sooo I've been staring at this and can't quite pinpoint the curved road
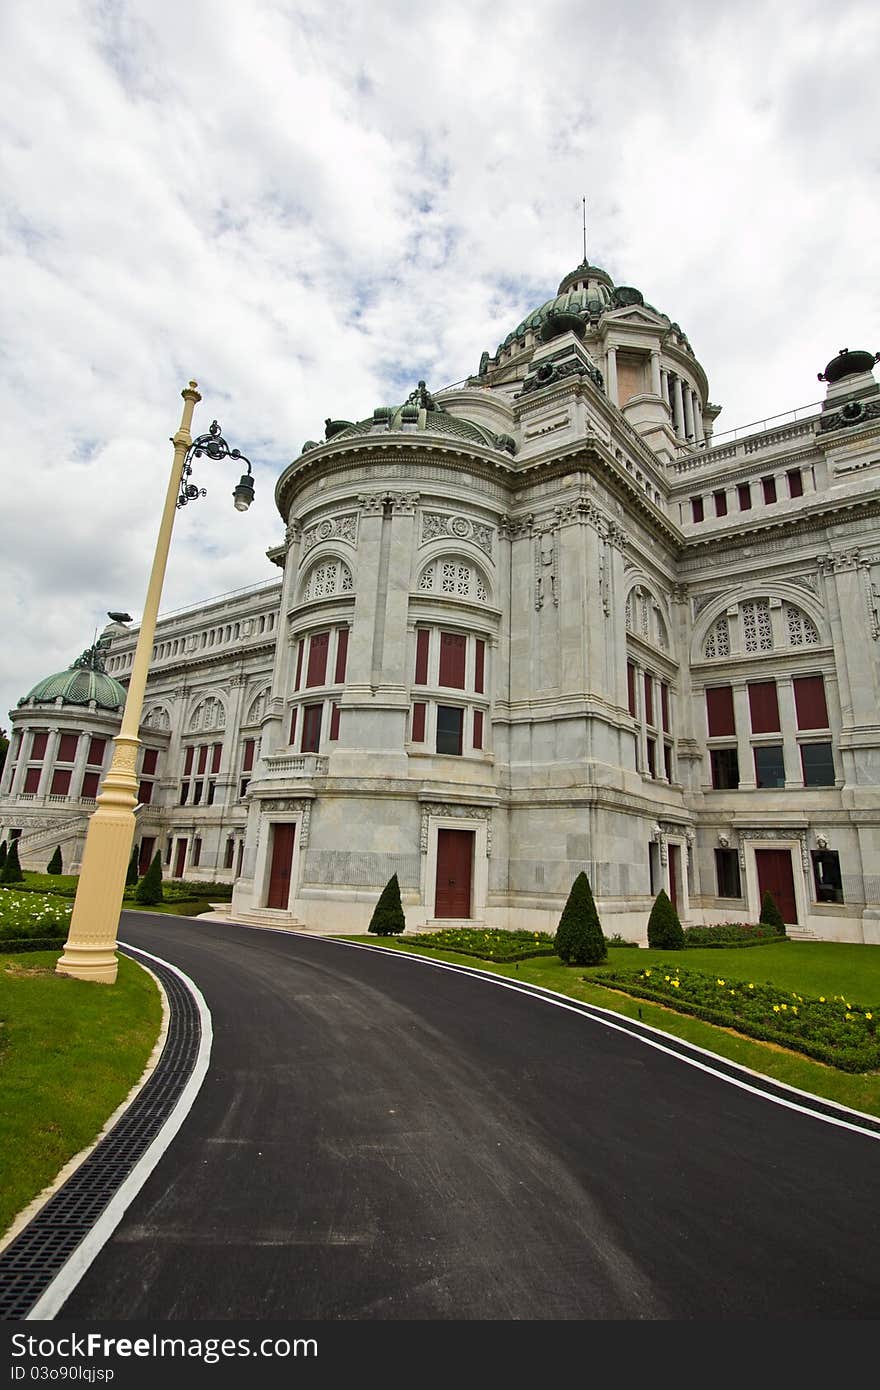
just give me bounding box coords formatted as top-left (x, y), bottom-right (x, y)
top-left (58, 914), bottom-right (880, 1320)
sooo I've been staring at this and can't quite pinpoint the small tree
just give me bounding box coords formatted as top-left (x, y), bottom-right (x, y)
top-left (0, 840), bottom-right (7, 871)
top-left (126, 845), bottom-right (140, 887)
top-left (759, 890), bottom-right (786, 937)
top-left (555, 872), bottom-right (607, 966)
top-left (136, 851), bottom-right (164, 905)
top-left (367, 874), bottom-right (406, 935)
top-left (647, 889), bottom-right (685, 949)
top-left (46, 845), bottom-right (63, 876)
top-left (0, 838), bottom-right (24, 884)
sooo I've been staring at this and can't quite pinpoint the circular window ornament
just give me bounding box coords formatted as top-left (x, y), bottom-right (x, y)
top-left (841, 400), bottom-right (865, 423)
top-left (318, 519), bottom-right (334, 540)
top-left (450, 516), bottom-right (471, 539)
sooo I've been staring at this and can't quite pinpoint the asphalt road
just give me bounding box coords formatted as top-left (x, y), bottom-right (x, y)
top-left (57, 914), bottom-right (880, 1321)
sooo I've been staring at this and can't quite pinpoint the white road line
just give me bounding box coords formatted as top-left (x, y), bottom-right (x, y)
top-left (26, 945), bottom-right (213, 1321)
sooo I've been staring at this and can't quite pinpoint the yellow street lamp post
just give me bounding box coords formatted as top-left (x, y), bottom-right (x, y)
top-left (56, 382), bottom-right (255, 983)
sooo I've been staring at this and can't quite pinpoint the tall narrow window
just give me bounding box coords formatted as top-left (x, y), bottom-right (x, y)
top-left (660, 682), bottom-right (670, 732)
top-left (58, 733), bottom-right (80, 762)
top-left (436, 706), bottom-right (464, 756)
top-left (691, 496), bottom-right (704, 523)
top-left (50, 769), bottom-right (71, 796)
top-left (415, 629), bottom-right (430, 685)
top-left (738, 483), bottom-right (752, 511)
top-left (762, 476), bottom-right (777, 504)
top-left (197, 744), bottom-right (208, 775)
top-left (411, 702), bottom-right (426, 742)
top-left (183, 746), bottom-right (194, 776)
top-left (211, 743), bottom-right (222, 774)
top-left (715, 848), bottom-right (742, 897)
top-left (329, 703), bottom-right (341, 740)
top-left (787, 469), bottom-right (804, 498)
top-left (474, 639), bottom-right (485, 694)
top-left (754, 744), bottom-right (785, 788)
top-left (142, 748), bottom-right (159, 776)
top-left (643, 673), bottom-right (654, 726)
top-left (306, 631), bottom-right (329, 687)
top-left (301, 704), bottom-right (322, 753)
top-left (473, 709), bottom-right (484, 750)
top-left (748, 681), bottom-right (780, 733)
top-left (438, 632), bottom-right (466, 689)
top-left (334, 628), bottom-right (349, 684)
top-left (794, 675), bottom-right (829, 729)
top-left (293, 638), bottom-right (304, 691)
top-left (30, 732), bottom-right (48, 761)
top-left (85, 738), bottom-right (105, 767)
top-left (242, 738), bottom-right (255, 772)
top-left (289, 707), bottom-right (297, 745)
top-left (714, 491), bottom-right (728, 518)
top-left (710, 747), bottom-right (739, 790)
top-left (627, 662), bottom-right (637, 717)
top-left (23, 767), bottom-right (41, 793)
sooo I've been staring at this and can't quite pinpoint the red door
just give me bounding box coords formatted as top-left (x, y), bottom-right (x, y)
top-left (267, 823), bottom-right (296, 909)
top-left (435, 829), bottom-right (473, 918)
top-left (668, 843), bottom-right (680, 915)
top-left (173, 838), bottom-right (187, 878)
top-left (755, 848), bottom-right (798, 924)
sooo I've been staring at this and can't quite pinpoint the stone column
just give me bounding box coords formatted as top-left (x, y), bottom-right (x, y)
top-left (683, 384), bottom-right (695, 441)
top-left (672, 375), bottom-right (685, 438)
top-left (732, 682), bottom-right (755, 788)
top-left (10, 730), bottom-right (35, 798)
top-left (635, 663), bottom-right (649, 774)
top-left (650, 350), bottom-right (662, 397)
top-left (777, 677), bottom-right (801, 788)
top-left (261, 522), bottom-right (302, 761)
top-left (605, 346), bottom-right (618, 406)
top-left (692, 391), bottom-right (705, 442)
top-left (219, 675), bottom-right (248, 805)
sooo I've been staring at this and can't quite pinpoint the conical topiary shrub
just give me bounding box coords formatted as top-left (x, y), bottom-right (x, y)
top-left (759, 889), bottom-right (786, 937)
top-left (136, 851), bottom-right (164, 905)
top-left (647, 888), bottom-right (685, 949)
top-left (0, 837), bottom-right (24, 884)
top-left (554, 871), bottom-right (607, 966)
top-left (367, 874), bottom-right (406, 935)
top-left (46, 845), bottom-right (63, 875)
top-left (126, 845), bottom-right (140, 887)
top-left (0, 840), bottom-right (7, 871)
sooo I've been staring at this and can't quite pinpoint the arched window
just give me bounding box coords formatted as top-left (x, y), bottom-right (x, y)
top-left (704, 616), bottom-right (730, 660)
top-left (741, 600), bottom-right (773, 653)
top-left (786, 605), bottom-right (819, 646)
top-left (246, 687), bottom-right (270, 725)
top-left (188, 696), bottom-right (225, 733)
top-left (303, 558), bottom-right (354, 601)
top-left (143, 706), bottom-right (170, 731)
top-left (417, 558), bottom-right (488, 603)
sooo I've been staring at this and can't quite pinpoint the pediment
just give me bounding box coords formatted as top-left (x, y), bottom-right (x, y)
top-left (608, 306), bottom-right (664, 328)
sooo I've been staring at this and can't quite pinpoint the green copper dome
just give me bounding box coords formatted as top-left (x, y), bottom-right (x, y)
top-left (19, 636), bottom-right (127, 711)
top-left (301, 382), bottom-right (516, 456)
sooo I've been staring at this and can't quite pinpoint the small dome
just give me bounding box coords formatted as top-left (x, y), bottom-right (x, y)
top-left (818, 348), bottom-right (880, 384)
top-left (19, 636), bottom-right (127, 711)
top-left (307, 382), bottom-right (516, 455)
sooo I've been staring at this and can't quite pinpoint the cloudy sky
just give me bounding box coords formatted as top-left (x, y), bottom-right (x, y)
top-left (1, 0), bottom-right (877, 724)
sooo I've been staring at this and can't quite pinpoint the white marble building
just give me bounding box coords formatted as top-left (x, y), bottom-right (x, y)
top-left (2, 260), bottom-right (879, 942)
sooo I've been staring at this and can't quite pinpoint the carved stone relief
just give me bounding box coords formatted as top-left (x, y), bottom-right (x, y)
top-left (421, 512), bottom-right (494, 557)
top-left (420, 803), bottom-right (492, 857)
top-left (302, 513), bottom-right (358, 554)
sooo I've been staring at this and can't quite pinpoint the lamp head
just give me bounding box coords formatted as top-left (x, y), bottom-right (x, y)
top-left (233, 473), bottom-right (255, 512)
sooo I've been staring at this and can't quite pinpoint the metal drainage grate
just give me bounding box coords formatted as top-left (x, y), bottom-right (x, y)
top-left (0, 949), bottom-right (201, 1320)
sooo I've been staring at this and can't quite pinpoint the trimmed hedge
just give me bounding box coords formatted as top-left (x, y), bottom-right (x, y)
top-left (683, 922), bottom-right (787, 949)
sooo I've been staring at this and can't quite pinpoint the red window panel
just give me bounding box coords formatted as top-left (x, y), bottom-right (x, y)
top-left (211, 743), bottom-right (222, 774)
top-left (81, 771), bottom-right (99, 799)
top-left (762, 476), bottom-right (777, 504)
top-left (643, 673), bottom-right (654, 725)
top-left (738, 483), bottom-right (752, 511)
top-left (474, 639), bottom-right (485, 694)
top-left (138, 780), bottom-right (153, 805)
top-left (414, 629), bottom-right (430, 685)
top-left (627, 662), bottom-right (637, 717)
top-left (334, 627), bottom-right (349, 684)
top-left (473, 709), bottom-right (484, 750)
top-left (294, 638), bottom-right (305, 691)
top-left (242, 738), bottom-right (255, 772)
top-left (183, 746), bottom-right (194, 775)
top-left (289, 707), bottom-right (297, 745)
top-left (691, 496), bottom-right (704, 523)
top-left (329, 703), bottom-right (340, 740)
top-left (794, 675), bottom-right (829, 730)
top-left (57, 733), bottom-right (79, 762)
top-left (706, 686), bottom-right (735, 737)
top-left (438, 632), bottom-right (466, 689)
top-left (714, 491), bottom-right (728, 518)
top-left (411, 702), bottom-right (426, 742)
top-left (30, 732), bottom-right (48, 761)
top-left (748, 680), bottom-right (780, 733)
top-left (646, 738), bottom-right (656, 778)
top-left (661, 682), bottom-right (670, 732)
top-left (306, 631), bottom-right (330, 687)
top-left (197, 744), bottom-right (208, 775)
top-left (142, 748), bottom-right (159, 776)
top-left (50, 768), bottom-right (71, 797)
top-left (787, 469), bottom-right (804, 499)
top-left (24, 767), bottom-right (41, 793)
top-left (86, 736), bottom-right (106, 766)
top-left (301, 704), bottom-right (322, 753)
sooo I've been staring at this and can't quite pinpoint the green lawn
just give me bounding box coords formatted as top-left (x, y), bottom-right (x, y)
top-left (341, 936), bottom-right (880, 1119)
top-left (0, 950), bottom-right (162, 1238)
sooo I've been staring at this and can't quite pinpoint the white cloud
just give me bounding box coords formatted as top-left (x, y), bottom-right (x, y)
top-left (0, 0), bottom-right (877, 722)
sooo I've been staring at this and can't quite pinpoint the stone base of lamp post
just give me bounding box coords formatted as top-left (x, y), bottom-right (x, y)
top-left (55, 736), bottom-right (141, 984)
